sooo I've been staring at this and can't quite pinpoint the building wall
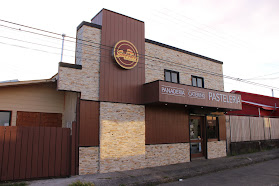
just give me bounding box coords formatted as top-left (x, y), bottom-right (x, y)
top-left (98, 9), bottom-right (145, 104)
top-left (145, 143), bottom-right (190, 167)
top-left (0, 83), bottom-right (65, 126)
top-left (145, 104), bottom-right (189, 144)
top-left (145, 42), bottom-right (224, 91)
top-left (207, 140), bottom-right (226, 159)
top-left (99, 102), bottom-right (145, 173)
top-left (58, 25), bottom-right (101, 101)
top-left (79, 147), bottom-right (99, 175)
top-left (64, 91), bottom-right (78, 129)
top-left (79, 100), bottom-right (99, 146)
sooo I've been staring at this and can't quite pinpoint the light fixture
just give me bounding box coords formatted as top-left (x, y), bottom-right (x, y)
top-left (165, 103), bottom-right (167, 106)
top-left (185, 105), bottom-right (187, 107)
top-left (201, 107), bottom-right (203, 109)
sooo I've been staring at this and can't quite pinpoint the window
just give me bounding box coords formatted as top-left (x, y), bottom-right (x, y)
top-left (0, 111), bottom-right (11, 126)
top-left (206, 116), bottom-right (219, 139)
top-left (192, 76), bottom-right (204, 88)
top-left (165, 70), bottom-right (179, 83)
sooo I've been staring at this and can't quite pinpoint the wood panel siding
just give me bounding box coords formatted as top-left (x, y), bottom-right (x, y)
top-left (145, 104), bottom-right (189, 144)
top-left (79, 100), bottom-right (99, 146)
top-left (218, 115), bottom-right (226, 140)
top-left (16, 111), bottom-right (62, 127)
top-left (0, 82), bottom-right (65, 126)
top-left (99, 9), bottom-right (145, 104)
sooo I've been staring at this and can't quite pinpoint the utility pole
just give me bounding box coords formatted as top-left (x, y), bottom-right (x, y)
top-left (60, 34), bottom-right (66, 62)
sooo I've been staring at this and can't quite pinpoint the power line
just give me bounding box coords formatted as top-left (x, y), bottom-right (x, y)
top-left (159, 8), bottom-right (249, 48)
top-left (0, 19), bottom-right (278, 91)
top-left (3, 37), bottom-right (278, 91)
top-left (245, 71), bottom-right (279, 80)
top-left (0, 35), bottom-right (73, 52)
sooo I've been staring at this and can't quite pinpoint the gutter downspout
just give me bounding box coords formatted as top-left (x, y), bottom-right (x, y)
top-left (268, 103), bottom-right (277, 117)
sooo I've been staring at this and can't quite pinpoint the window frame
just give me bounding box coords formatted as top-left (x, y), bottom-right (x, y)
top-left (164, 69), bottom-right (180, 84)
top-left (0, 110), bottom-right (12, 126)
top-left (191, 75), bottom-right (204, 88)
top-left (206, 115), bottom-right (219, 141)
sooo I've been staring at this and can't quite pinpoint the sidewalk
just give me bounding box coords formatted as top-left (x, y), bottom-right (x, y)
top-left (28, 149), bottom-right (279, 186)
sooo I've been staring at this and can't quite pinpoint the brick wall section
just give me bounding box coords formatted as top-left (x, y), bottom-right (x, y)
top-left (145, 42), bottom-right (224, 91)
top-left (58, 25), bottom-right (101, 101)
top-left (207, 140), bottom-right (227, 159)
top-left (79, 147), bottom-right (99, 175)
top-left (146, 143), bottom-right (190, 167)
top-left (99, 102), bottom-right (145, 173)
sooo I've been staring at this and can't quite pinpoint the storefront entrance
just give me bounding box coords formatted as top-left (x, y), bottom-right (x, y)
top-left (189, 116), bottom-right (206, 158)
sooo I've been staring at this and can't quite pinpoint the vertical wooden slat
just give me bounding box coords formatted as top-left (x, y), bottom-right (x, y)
top-left (37, 127), bottom-right (44, 178)
top-left (25, 127), bottom-right (34, 179)
top-left (67, 129), bottom-right (71, 175)
top-left (250, 117), bottom-right (264, 141)
top-left (31, 127), bottom-right (40, 178)
top-left (71, 122), bottom-right (77, 175)
top-left (54, 128), bottom-right (62, 177)
top-left (6, 127), bottom-right (17, 181)
top-left (42, 127), bottom-right (50, 178)
top-left (60, 129), bottom-right (68, 176)
top-left (0, 127), bottom-right (5, 181)
top-left (74, 121), bottom-right (79, 175)
top-left (19, 127), bottom-right (28, 180)
top-left (13, 127), bottom-right (22, 180)
top-left (1, 127), bottom-right (11, 181)
top-left (264, 118), bottom-right (271, 140)
top-left (48, 128), bottom-right (57, 177)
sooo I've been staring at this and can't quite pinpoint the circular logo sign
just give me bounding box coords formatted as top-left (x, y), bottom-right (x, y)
top-left (113, 40), bottom-right (139, 69)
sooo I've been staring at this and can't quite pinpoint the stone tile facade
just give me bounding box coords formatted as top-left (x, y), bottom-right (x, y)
top-left (58, 25), bottom-right (101, 101)
top-left (207, 140), bottom-right (227, 159)
top-left (99, 102), bottom-right (145, 173)
top-left (145, 143), bottom-right (190, 167)
top-left (145, 42), bottom-right (224, 91)
top-left (79, 147), bottom-right (99, 175)
top-left (57, 22), bottom-right (227, 175)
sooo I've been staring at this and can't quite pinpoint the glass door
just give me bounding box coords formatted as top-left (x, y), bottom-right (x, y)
top-left (189, 116), bottom-right (205, 158)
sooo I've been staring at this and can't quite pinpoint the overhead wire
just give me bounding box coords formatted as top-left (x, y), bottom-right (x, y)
top-left (2, 37), bottom-right (278, 91)
top-left (244, 71), bottom-right (279, 80)
top-left (159, 8), bottom-right (249, 48)
top-left (0, 19), bottom-right (278, 91)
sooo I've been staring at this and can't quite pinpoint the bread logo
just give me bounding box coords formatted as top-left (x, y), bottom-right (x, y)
top-left (113, 40), bottom-right (139, 69)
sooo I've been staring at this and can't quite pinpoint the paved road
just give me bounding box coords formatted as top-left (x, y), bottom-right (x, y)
top-left (160, 159), bottom-right (279, 186)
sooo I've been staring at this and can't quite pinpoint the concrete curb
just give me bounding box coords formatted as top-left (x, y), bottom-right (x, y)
top-left (28, 149), bottom-right (279, 186)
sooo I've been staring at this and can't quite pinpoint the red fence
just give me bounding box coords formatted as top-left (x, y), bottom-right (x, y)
top-left (0, 125), bottom-right (78, 181)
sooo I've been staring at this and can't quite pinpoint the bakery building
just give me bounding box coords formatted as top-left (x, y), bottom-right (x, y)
top-left (0, 9), bottom-right (242, 175)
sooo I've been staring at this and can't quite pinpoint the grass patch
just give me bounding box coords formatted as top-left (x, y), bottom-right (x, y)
top-left (69, 180), bottom-right (94, 186)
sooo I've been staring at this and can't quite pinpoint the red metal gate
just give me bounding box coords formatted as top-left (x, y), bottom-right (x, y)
top-left (0, 123), bottom-right (78, 181)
